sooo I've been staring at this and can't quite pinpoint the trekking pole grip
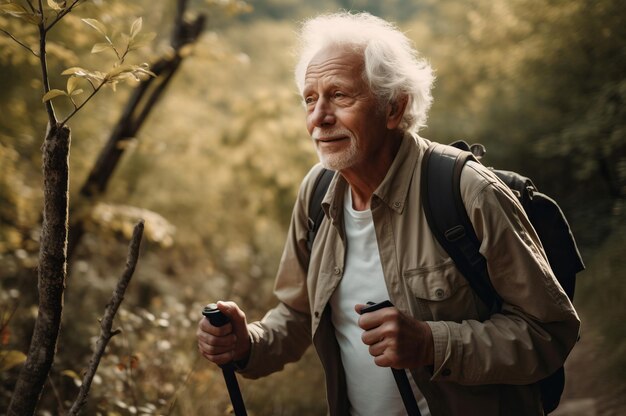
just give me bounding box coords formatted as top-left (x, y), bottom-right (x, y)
top-left (203, 303), bottom-right (230, 328)
top-left (360, 300), bottom-right (422, 416)
top-left (202, 303), bottom-right (248, 416)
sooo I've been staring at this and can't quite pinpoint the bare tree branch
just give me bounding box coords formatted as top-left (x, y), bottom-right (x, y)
top-left (38, 23), bottom-right (57, 125)
top-left (67, 4), bottom-right (206, 261)
top-left (45, 0), bottom-right (82, 32)
top-left (67, 220), bottom-right (144, 416)
top-left (60, 80), bottom-right (106, 126)
top-left (0, 28), bottom-right (39, 57)
top-left (46, 375), bottom-right (64, 415)
top-left (24, 0), bottom-right (37, 13)
top-left (0, 299), bottom-right (19, 334)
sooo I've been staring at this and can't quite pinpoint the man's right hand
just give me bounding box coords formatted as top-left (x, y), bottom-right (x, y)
top-left (196, 301), bottom-right (251, 366)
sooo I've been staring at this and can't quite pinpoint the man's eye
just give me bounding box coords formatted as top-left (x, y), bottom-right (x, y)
top-left (305, 96), bottom-right (316, 104)
top-left (333, 92), bottom-right (344, 98)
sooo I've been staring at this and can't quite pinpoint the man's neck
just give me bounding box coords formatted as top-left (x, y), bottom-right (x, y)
top-left (341, 131), bottom-right (404, 211)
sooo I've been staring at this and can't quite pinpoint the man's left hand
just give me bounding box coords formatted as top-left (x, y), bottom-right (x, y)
top-left (355, 304), bottom-right (434, 369)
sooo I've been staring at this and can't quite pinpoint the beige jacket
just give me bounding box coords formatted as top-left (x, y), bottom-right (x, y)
top-left (240, 134), bottom-right (580, 416)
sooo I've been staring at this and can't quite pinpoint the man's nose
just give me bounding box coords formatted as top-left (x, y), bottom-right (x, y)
top-left (311, 97), bottom-right (336, 128)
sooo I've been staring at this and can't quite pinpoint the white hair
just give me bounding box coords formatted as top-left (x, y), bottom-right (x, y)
top-left (294, 12), bottom-right (435, 134)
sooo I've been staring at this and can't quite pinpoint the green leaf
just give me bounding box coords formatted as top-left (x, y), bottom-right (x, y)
top-left (106, 63), bottom-right (134, 79)
top-left (66, 76), bottom-right (79, 94)
top-left (86, 71), bottom-right (106, 84)
top-left (91, 43), bottom-right (113, 54)
top-left (46, 0), bottom-right (63, 11)
top-left (42, 89), bottom-right (67, 102)
top-left (136, 63), bottom-right (156, 77)
top-left (82, 18), bottom-right (107, 37)
top-left (61, 369), bottom-right (82, 387)
top-left (61, 369), bottom-right (81, 380)
top-left (130, 17), bottom-right (142, 38)
top-left (0, 350), bottom-right (27, 371)
top-left (0, 3), bottom-right (40, 24)
top-left (0, 3), bottom-right (29, 15)
top-left (62, 67), bottom-right (89, 76)
top-left (120, 33), bottom-right (130, 48)
top-left (62, 67), bottom-right (106, 84)
top-left (136, 69), bottom-right (156, 79)
top-left (129, 32), bottom-right (156, 51)
top-left (104, 63), bottom-right (155, 84)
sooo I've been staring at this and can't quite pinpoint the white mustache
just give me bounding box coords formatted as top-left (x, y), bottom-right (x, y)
top-left (311, 127), bottom-right (353, 140)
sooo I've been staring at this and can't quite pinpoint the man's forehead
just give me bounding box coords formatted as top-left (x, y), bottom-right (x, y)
top-left (305, 44), bottom-right (364, 81)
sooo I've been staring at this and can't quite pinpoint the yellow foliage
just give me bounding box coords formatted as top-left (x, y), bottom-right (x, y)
top-left (61, 369), bottom-right (82, 380)
top-left (3, 1), bottom-right (621, 414)
top-left (0, 350), bottom-right (26, 372)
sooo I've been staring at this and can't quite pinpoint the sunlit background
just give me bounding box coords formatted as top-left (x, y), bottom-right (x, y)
top-left (1, 0), bottom-right (624, 414)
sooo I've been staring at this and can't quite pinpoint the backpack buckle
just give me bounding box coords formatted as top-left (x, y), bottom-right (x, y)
top-left (445, 225), bottom-right (466, 242)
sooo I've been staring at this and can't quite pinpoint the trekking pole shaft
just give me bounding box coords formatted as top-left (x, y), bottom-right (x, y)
top-left (360, 301), bottom-right (422, 416)
top-left (391, 368), bottom-right (421, 416)
top-left (221, 363), bottom-right (247, 416)
top-left (202, 305), bottom-right (248, 416)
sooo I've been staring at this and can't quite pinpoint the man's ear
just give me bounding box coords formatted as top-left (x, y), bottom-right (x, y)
top-left (386, 95), bottom-right (409, 130)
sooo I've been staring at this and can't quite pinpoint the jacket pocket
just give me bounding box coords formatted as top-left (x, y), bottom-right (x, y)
top-left (403, 259), bottom-right (480, 321)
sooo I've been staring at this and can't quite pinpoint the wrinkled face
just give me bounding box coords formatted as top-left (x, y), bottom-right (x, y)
top-left (303, 45), bottom-right (388, 172)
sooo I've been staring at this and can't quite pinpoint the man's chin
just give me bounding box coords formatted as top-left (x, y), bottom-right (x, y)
top-left (318, 153), bottom-right (356, 171)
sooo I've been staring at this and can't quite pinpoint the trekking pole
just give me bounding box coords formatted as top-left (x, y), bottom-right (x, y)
top-left (202, 304), bottom-right (248, 416)
top-left (360, 300), bottom-right (422, 416)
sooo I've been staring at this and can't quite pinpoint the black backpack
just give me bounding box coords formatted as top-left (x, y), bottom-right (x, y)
top-left (306, 141), bottom-right (584, 414)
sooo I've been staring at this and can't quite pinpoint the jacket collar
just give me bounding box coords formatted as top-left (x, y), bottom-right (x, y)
top-left (322, 131), bottom-right (427, 219)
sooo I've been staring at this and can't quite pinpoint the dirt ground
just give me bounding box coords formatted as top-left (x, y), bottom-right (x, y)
top-left (552, 315), bottom-right (626, 416)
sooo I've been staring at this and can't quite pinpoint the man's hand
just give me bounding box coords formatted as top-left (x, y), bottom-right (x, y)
top-left (197, 301), bottom-right (251, 366)
top-left (355, 304), bottom-right (434, 369)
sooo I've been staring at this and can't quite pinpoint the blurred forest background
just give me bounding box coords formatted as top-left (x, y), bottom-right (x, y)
top-left (0, 0), bottom-right (624, 415)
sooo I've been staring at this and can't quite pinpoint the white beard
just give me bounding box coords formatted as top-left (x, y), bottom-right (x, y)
top-left (312, 127), bottom-right (359, 171)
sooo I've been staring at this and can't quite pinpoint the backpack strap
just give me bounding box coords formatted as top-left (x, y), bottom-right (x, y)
top-left (421, 143), bottom-right (501, 311)
top-left (308, 150), bottom-right (503, 311)
top-left (307, 168), bottom-right (334, 251)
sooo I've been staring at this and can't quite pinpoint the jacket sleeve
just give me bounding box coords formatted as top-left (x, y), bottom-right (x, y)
top-left (427, 162), bottom-right (581, 385)
top-left (239, 302), bottom-right (312, 379)
top-left (237, 165), bottom-right (325, 378)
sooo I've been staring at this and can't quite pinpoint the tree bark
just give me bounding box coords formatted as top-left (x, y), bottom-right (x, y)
top-left (7, 124), bottom-right (71, 416)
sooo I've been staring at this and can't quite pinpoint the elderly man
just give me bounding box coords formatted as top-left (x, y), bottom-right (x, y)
top-left (197, 12), bottom-right (580, 416)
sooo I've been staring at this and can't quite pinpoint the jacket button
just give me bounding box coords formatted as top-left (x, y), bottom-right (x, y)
top-left (393, 201), bottom-right (401, 209)
top-left (334, 266), bottom-right (342, 275)
top-left (314, 311), bottom-right (320, 318)
top-left (442, 368), bottom-right (451, 377)
top-left (435, 288), bottom-right (445, 299)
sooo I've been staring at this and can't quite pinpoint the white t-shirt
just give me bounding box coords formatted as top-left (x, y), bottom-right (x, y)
top-left (329, 187), bottom-right (430, 416)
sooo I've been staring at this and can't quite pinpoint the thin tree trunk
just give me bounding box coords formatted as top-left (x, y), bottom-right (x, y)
top-left (7, 124), bottom-right (71, 416)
